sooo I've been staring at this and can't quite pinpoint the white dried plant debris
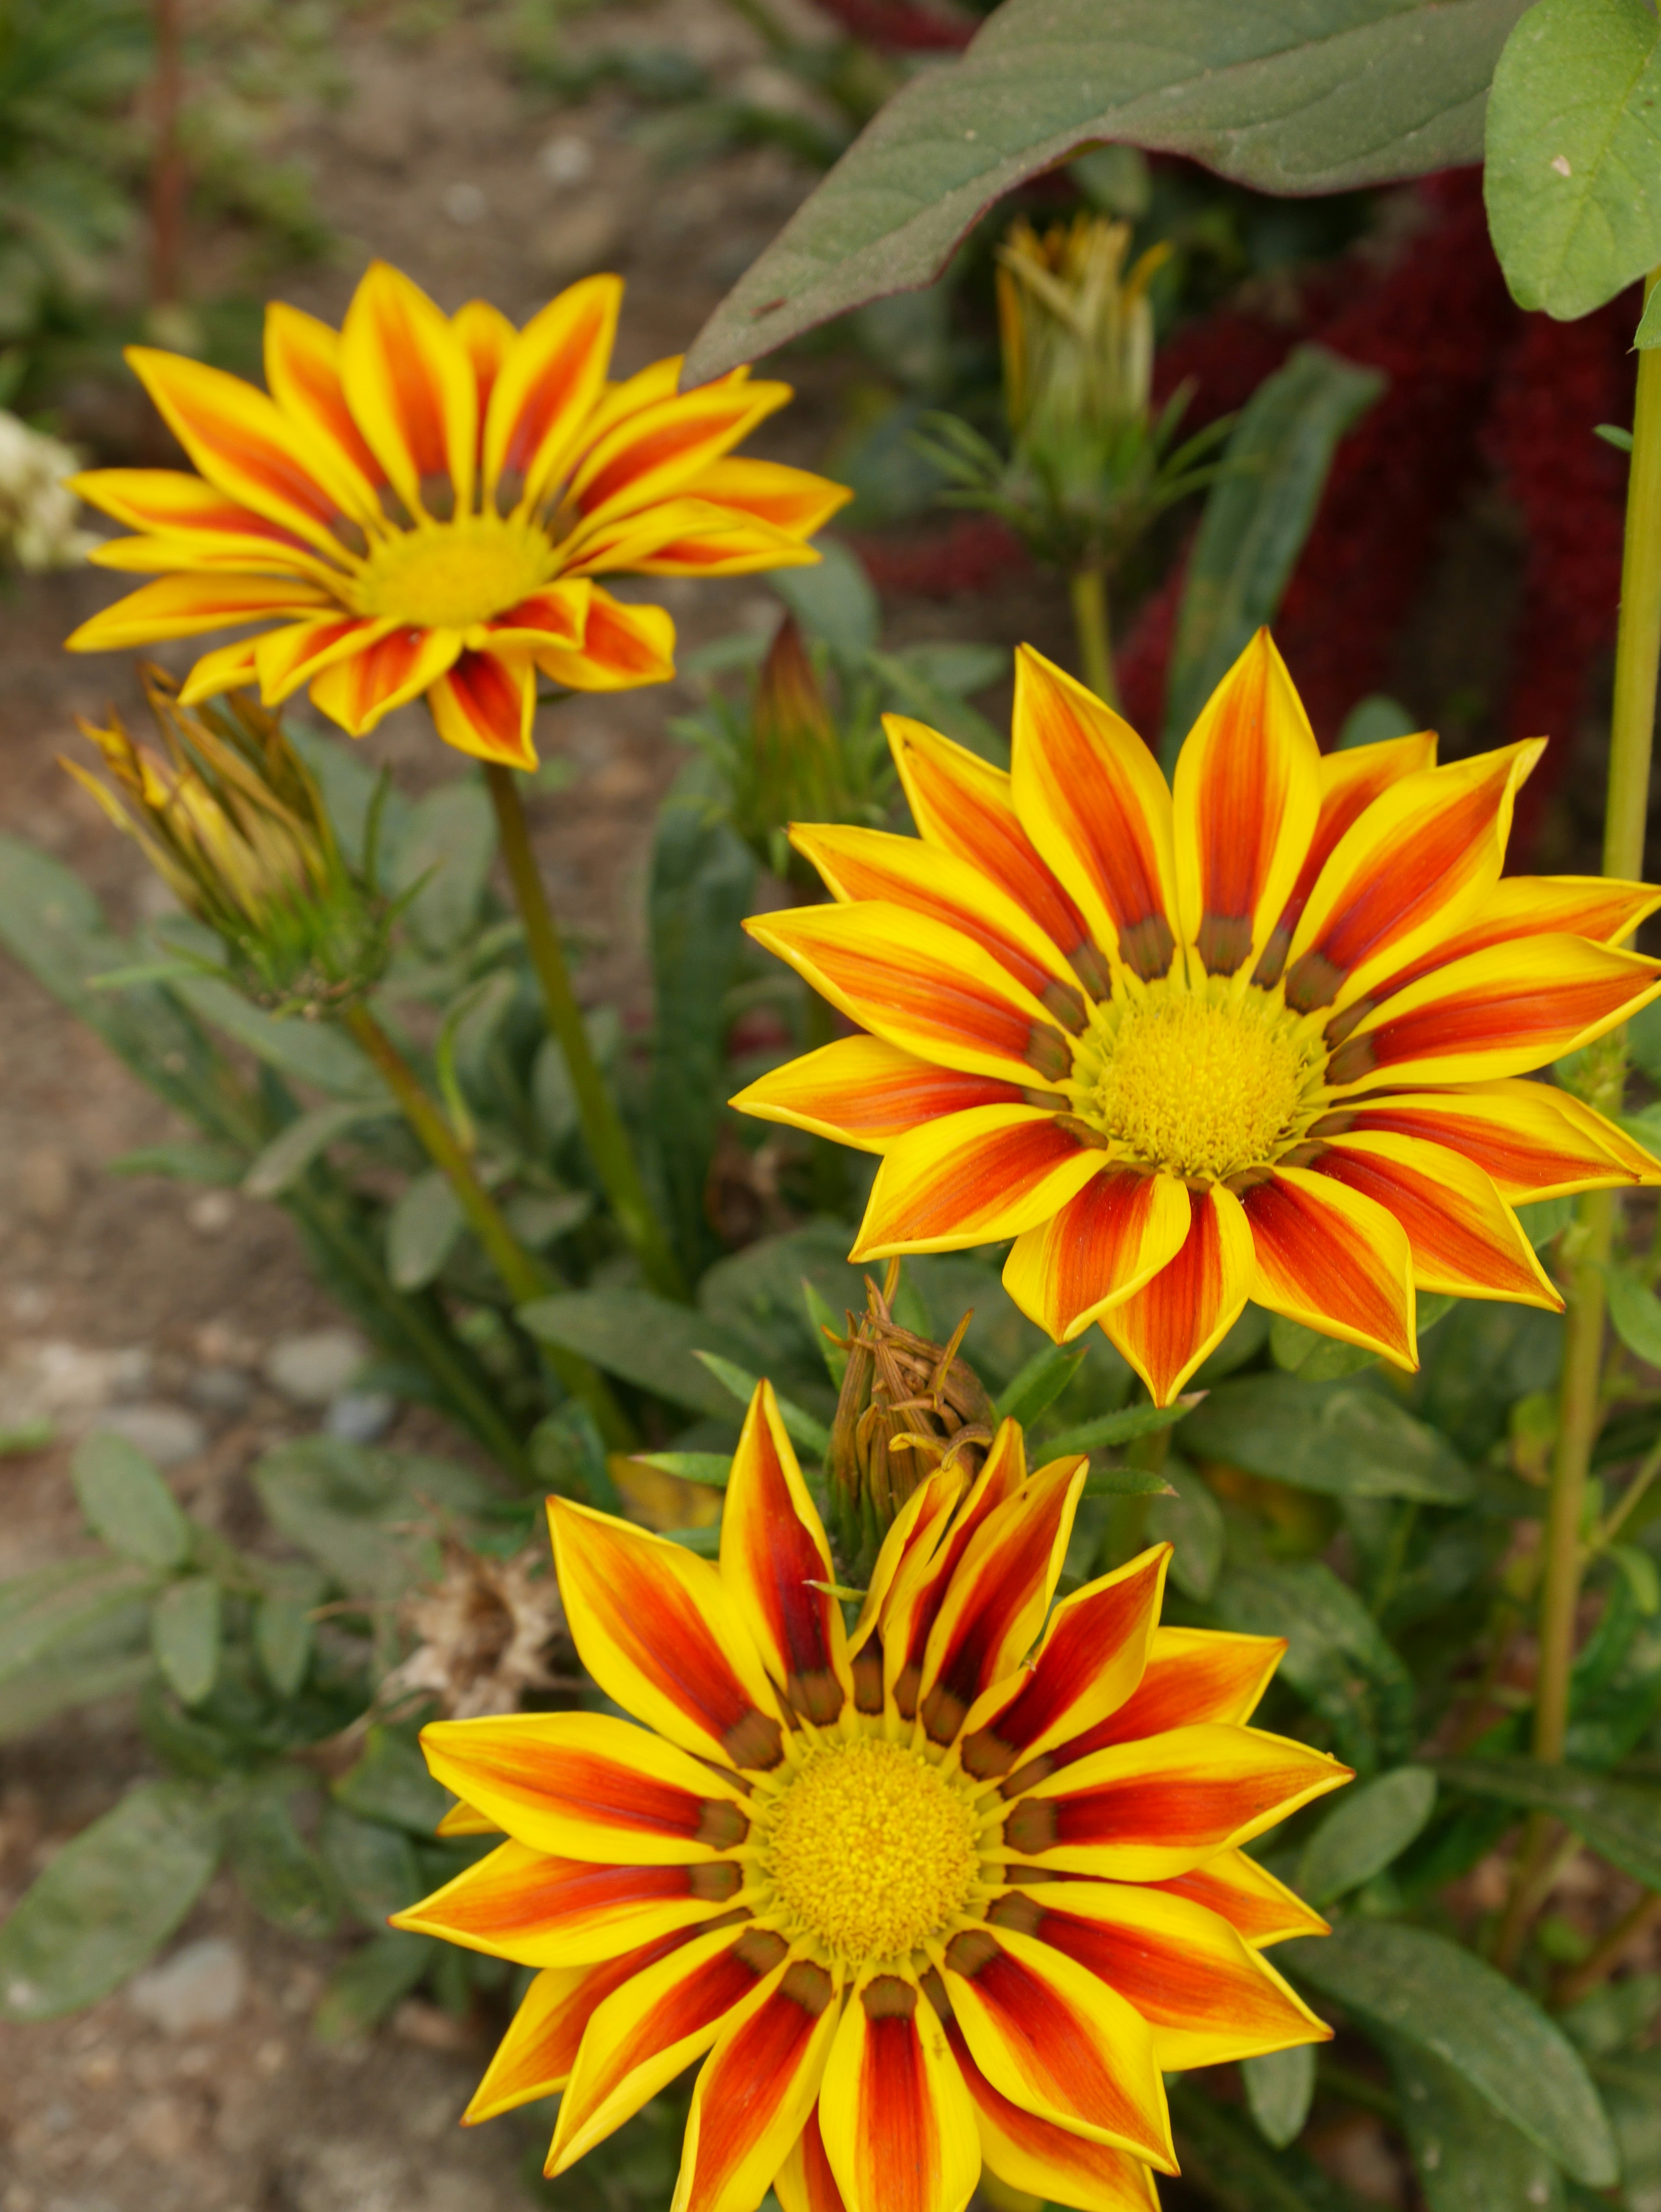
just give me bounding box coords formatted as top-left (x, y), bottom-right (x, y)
top-left (0, 411), bottom-right (95, 572)
top-left (383, 1534), bottom-right (568, 1719)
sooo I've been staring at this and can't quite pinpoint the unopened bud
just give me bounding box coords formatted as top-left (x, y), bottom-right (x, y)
top-left (745, 616), bottom-right (843, 879)
top-left (996, 213), bottom-right (1167, 444)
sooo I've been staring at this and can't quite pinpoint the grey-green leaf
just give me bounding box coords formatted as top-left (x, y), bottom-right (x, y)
top-left (254, 1571), bottom-right (321, 1698)
top-left (1285, 1919), bottom-right (1618, 2186)
top-left (1484, 0), bottom-right (1661, 321)
top-left (1243, 2043), bottom-right (1317, 2149)
top-left (1045, 1396), bottom-right (1199, 1459)
top-left (243, 1103), bottom-right (387, 1201)
top-left (1146, 1459), bottom-right (1225, 1600)
top-left (518, 1289), bottom-right (773, 1420)
top-left (1377, 2028), bottom-right (1567, 2212)
top-left (767, 539), bottom-right (879, 659)
top-left (72, 1433), bottom-right (191, 1569)
top-left (313, 1929), bottom-right (436, 2043)
top-left (1298, 1765), bottom-right (1437, 1904)
top-left (0, 1782), bottom-right (221, 2019)
top-left (228, 1782), bottom-right (333, 1940)
top-left (997, 1343), bottom-right (1087, 1429)
top-left (1179, 1375), bottom-right (1474, 1503)
top-left (1433, 1757), bottom-right (1661, 1888)
top-left (151, 1577), bottom-right (222, 1706)
top-left (317, 1806), bottom-right (422, 1927)
top-left (1603, 1263), bottom-right (1661, 1369)
top-left (333, 1727), bottom-right (450, 1836)
top-left (0, 1556), bottom-right (158, 1682)
top-left (386, 1168), bottom-right (466, 1291)
top-left (392, 779), bottom-right (495, 952)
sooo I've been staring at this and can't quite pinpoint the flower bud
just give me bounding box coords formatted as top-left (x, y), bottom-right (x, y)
top-left (996, 212), bottom-right (1166, 445)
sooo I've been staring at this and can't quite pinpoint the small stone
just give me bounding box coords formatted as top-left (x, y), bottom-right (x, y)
top-left (17, 1146), bottom-right (74, 1224)
top-left (325, 1391), bottom-right (395, 1444)
top-left (96, 1403), bottom-right (208, 1467)
top-left (186, 1189), bottom-right (235, 1236)
top-left (29, 1340), bottom-right (151, 1415)
top-left (187, 1364), bottom-right (253, 1415)
top-left (195, 1321), bottom-right (260, 1368)
top-left (538, 132), bottom-right (594, 186)
top-left (533, 196), bottom-right (625, 286)
top-left (441, 180), bottom-right (488, 224)
top-left (264, 1327), bottom-right (367, 1407)
top-left (126, 1937), bottom-right (247, 2036)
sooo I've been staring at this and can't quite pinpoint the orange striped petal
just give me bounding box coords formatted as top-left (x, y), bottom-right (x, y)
top-left (956, 1544), bottom-right (1170, 1783)
top-left (67, 572), bottom-right (332, 653)
top-left (571, 375), bottom-right (792, 531)
top-left (775, 2108), bottom-right (847, 2212)
top-left (817, 1977), bottom-right (979, 2212)
top-left (255, 613), bottom-right (397, 704)
top-left (1003, 1721), bottom-right (1350, 1882)
top-left (849, 1469), bottom-right (963, 1678)
top-left (1254, 728), bottom-right (1437, 988)
top-left (551, 1926), bottom-right (787, 2175)
top-left (427, 648), bottom-right (538, 769)
top-left (87, 533), bottom-right (334, 576)
top-left (595, 505), bottom-right (827, 579)
top-left (1100, 1184), bottom-right (1254, 1406)
top-left (1326, 935), bottom-right (1661, 1092)
top-left (1371, 872), bottom-right (1661, 1005)
top-left (748, 902), bottom-right (1071, 1088)
top-left (722, 1382), bottom-right (850, 1726)
top-left (481, 578), bottom-right (592, 650)
top-left (689, 456), bottom-right (852, 538)
top-left (1328, 1079), bottom-right (1652, 1201)
top-left (452, 298), bottom-right (518, 421)
top-left (537, 586), bottom-right (675, 692)
top-left (1283, 739), bottom-right (1544, 1015)
top-left (853, 1106), bottom-right (1102, 1261)
top-left (177, 636), bottom-right (263, 704)
top-left (939, 1925), bottom-right (1173, 2169)
top-left (1150, 1847), bottom-right (1329, 1949)
top-left (262, 301), bottom-right (387, 520)
top-left (1002, 1167), bottom-right (1192, 1342)
top-left (1314, 1130), bottom-right (1560, 1308)
top-left (1242, 1164), bottom-right (1416, 1368)
top-left (548, 1497), bottom-right (785, 1771)
top-left (483, 275), bottom-right (621, 510)
top-left (340, 261), bottom-right (479, 517)
top-left (1172, 630), bottom-right (1320, 978)
top-left (436, 1797), bottom-right (500, 1837)
top-left (731, 1035), bottom-right (1027, 1155)
top-left (673, 1957), bottom-right (843, 2212)
top-left (879, 1426), bottom-right (1028, 1722)
top-left (392, 1836), bottom-right (738, 1967)
top-left (1084, 1625), bottom-right (1286, 1749)
top-left (465, 1943), bottom-right (688, 2121)
top-left (943, 2016), bottom-right (1158, 2212)
top-left (1010, 644), bottom-right (1177, 982)
top-left (70, 465), bottom-right (330, 567)
top-left (791, 822), bottom-right (1082, 1010)
top-left (307, 624), bottom-right (462, 736)
top-left (887, 715), bottom-right (1105, 996)
top-left (1006, 1881), bottom-right (1328, 2070)
top-left (917, 1456), bottom-right (1086, 1744)
top-left (417, 1709), bottom-right (750, 1866)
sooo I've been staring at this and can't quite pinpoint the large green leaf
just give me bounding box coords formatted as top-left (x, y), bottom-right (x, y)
top-left (519, 1289), bottom-right (770, 1418)
top-left (1161, 347), bottom-right (1384, 763)
top-left (683, 0), bottom-right (1532, 383)
top-left (1433, 1757), bottom-right (1661, 1887)
top-left (317, 1805), bottom-right (422, 1927)
top-left (150, 1577), bottom-right (222, 1707)
top-left (71, 1432), bottom-right (191, 1568)
top-left (1242, 2044), bottom-right (1317, 2149)
top-left (1169, 2082), bottom-right (1372, 2210)
top-left (0, 1555), bottom-right (157, 1681)
top-left (227, 1780), bottom-right (334, 1940)
top-left (1285, 1919), bottom-right (1618, 2186)
top-left (1484, 0), bottom-right (1661, 320)
top-left (1179, 1375), bottom-right (1474, 1503)
top-left (391, 778), bottom-right (495, 952)
top-left (1377, 2028), bottom-right (1567, 2212)
top-left (0, 1782), bottom-right (221, 2019)
top-left (1298, 1764), bottom-right (1437, 1904)
top-left (333, 1727), bottom-right (449, 1836)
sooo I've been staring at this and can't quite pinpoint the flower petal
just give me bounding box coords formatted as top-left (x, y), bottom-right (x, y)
top-left (917, 1457), bottom-right (1087, 1745)
top-left (1328, 1078), bottom-right (1656, 1201)
top-left (852, 1107), bottom-right (1102, 1261)
top-left (1010, 644), bottom-right (1177, 982)
top-left (886, 714), bottom-right (1103, 994)
top-left (817, 1976), bottom-right (979, 2212)
top-left (939, 1925), bottom-right (1173, 2169)
top-left (1283, 740), bottom-right (1544, 1014)
top-left (1171, 630), bottom-right (1321, 978)
top-left (536, 586), bottom-right (676, 692)
top-left (549, 1497), bottom-right (786, 1771)
top-left (391, 1835), bottom-right (743, 1967)
top-left (67, 572), bottom-right (330, 652)
top-left (70, 465), bottom-right (331, 567)
top-left (483, 275), bottom-right (621, 510)
top-left (481, 578), bottom-right (592, 650)
top-left (1080, 1625), bottom-right (1286, 1749)
top-left (417, 1710), bottom-right (750, 1865)
top-left (997, 1880), bottom-right (1328, 2070)
top-left (255, 613), bottom-right (397, 704)
top-left (1242, 1164), bottom-right (1416, 1369)
top-left (689, 456), bottom-right (852, 538)
top-left (339, 261), bottom-right (479, 516)
top-left (746, 902), bottom-right (1072, 1087)
top-left (452, 298), bottom-right (518, 420)
top-left (672, 1957), bottom-right (843, 2212)
top-left (1314, 1130), bottom-right (1560, 1308)
top-left (177, 636), bottom-right (263, 704)
top-left (1100, 1184), bottom-right (1254, 1407)
top-left (571, 375), bottom-right (793, 532)
top-left (1001, 1167), bottom-right (1192, 1341)
top-left (1151, 1847), bottom-right (1329, 1948)
top-left (308, 625), bottom-right (462, 737)
top-left (263, 301), bottom-right (387, 520)
top-left (722, 1382), bottom-right (850, 1725)
top-left (1368, 869), bottom-right (1661, 1005)
top-left (956, 1545), bottom-right (1170, 1783)
top-left (1327, 936), bottom-right (1661, 1092)
top-left (849, 1469), bottom-right (964, 1706)
top-left (943, 2014), bottom-right (1158, 2212)
top-left (465, 1944), bottom-right (687, 2121)
top-left (775, 2110), bottom-right (846, 2212)
top-left (731, 1035), bottom-right (1026, 1156)
top-left (570, 500), bottom-right (824, 578)
top-left (878, 1426), bottom-right (1028, 1722)
top-left (427, 648), bottom-right (539, 769)
top-left (552, 1925), bottom-right (792, 2174)
top-left (1002, 1721), bottom-right (1350, 1881)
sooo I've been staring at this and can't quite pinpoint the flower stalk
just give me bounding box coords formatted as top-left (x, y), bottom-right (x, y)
top-left (1069, 561), bottom-right (1118, 709)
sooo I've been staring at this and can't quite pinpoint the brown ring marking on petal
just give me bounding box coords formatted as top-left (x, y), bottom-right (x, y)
top-left (997, 1752), bottom-right (1056, 1796)
top-left (1325, 1035), bottom-right (1379, 1087)
top-left (787, 1669), bottom-right (845, 1728)
top-left (1322, 997), bottom-right (1374, 1052)
top-left (985, 1894), bottom-right (1044, 1938)
top-left (1002, 1798), bottom-right (1058, 1855)
top-left (1284, 948), bottom-right (1347, 1015)
top-left (943, 1927), bottom-right (1000, 1978)
top-left (1051, 1116), bottom-right (1113, 1151)
top-left (919, 1966), bottom-right (953, 2023)
top-left (697, 1799), bottom-right (752, 1850)
top-left (862, 1975), bottom-right (918, 2020)
top-left (919, 1685), bottom-right (969, 1746)
top-left (1022, 1087), bottom-right (1072, 1110)
top-left (852, 1645), bottom-right (884, 1715)
top-left (1196, 912), bottom-right (1253, 978)
top-left (419, 472), bottom-right (457, 522)
top-left (1070, 941), bottom-right (1115, 1000)
top-left (735, 1926), bottom-right (791, 1976)
top-left (689, 1862), bottom-right (745, 1902)
top-left (377, 482), bottom-right (414, 529)
top-left (1251, 920), bottom-right (1294, 993)
top-left (1040, 979), bottom-right (1089, 1033)
top-left (1119, 914), bottom-right (1176, 984)
top-left (781, 1958), bottom-right (837, 2015)
top-left (1024, 1025), bottom-right (1074, 1084)
top-left (891, 1660), bottom-right (923, 1723)
top-left (1307, 1111), bottom-right (1357, 1140)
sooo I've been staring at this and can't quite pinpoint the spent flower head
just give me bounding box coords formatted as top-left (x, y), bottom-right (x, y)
top-left (0, 410), bottom-right (95, 573)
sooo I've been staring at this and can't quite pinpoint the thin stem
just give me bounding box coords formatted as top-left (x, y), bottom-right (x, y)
top-left (1598, 1430), bottom-right (1661, 1548)
top-left (345, 1003), bottom-right (631, 1448)
top-left (1554, 1888), bottom-right (1661, 2008)
top-left (150, 0), bottom-right (186, 309)
top-left (485, 763), bottom-right (687, 1301)
top-left (1494, 1822), bottom-right (1580, 1973)
top-left (1069, 564), bottom-right (1119, 709)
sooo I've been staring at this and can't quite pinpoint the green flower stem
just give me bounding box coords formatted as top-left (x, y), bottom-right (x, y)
top-left (485, 762), bottom-right (687, 1302)
top-left (1069, 564), bottom-right (1119, 710)
top-left (344, 1002), bottom-right (630, 1449)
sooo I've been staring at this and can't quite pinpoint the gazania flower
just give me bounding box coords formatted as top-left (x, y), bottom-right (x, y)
top-left (734, 632), bottom-right (1661, 1403)
top-left (396, 1381), bottom-right (1346, 2212)
top-left (64, 262), bottom-right (848, 769)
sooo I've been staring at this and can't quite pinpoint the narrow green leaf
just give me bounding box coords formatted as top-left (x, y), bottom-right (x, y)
top-left (1639, 284), bottom-right (1661, 347)
top-left (518, 1288), bottom-right (769, 1419)
top-left (1298, 1766), bottom-right (1437, 1905)
top-left (385, 1168), bottom-right (465, 1291)
top-left (692, 1352), bottom-right (831, 1456)
top-left (1146, 1459), bottom-right (1224, 1600)
top-left (1432, 1757), bottom-right (1661, 1888)
top-left (170, 972), bottom-right (382, 1100)
top-left (228, 1782), bottom-right (333, 1940)
top-left (72, 1433), bottom-right (191, 1569)
top-left (150, 1577), bottom-right (222, 1707)
top-left (1169, 2080), bottom-right (1372, 2210)
top-left (107, 1140), bottom-right (247, 1185)
top-left (1081, 1465), bottom-right (1177, 1498)
top-left (333, 1726), bottom-right (449, 1836)
top-left (243, 1103), bottom-right (386, 1201)
top-left (1377, 2028), bottom-right (1567, 2212)
top-left (802, 1277), bottom-right (850, 1389)
top-left (391, 779), bottom-right (495, 952)
top-left (313, 1930), bottom-right (435, 2042)
top-left (632, 1452), bottom-right (734, 1488)
top-left (1044, 1396), bottom-right (1198, 1459)
top-left (317, 1806), bottom-right (422, 1926)
top-left (254, 1570), bottom-right (322, 1698)
top-left (1243, 2044), bottom-right (1317, 2149)
top-left (996, 1343), bottom-right (1086, 1428)
top-left (767, 540), bottom-right (880, 659)
top-left (0, 1557), bottom-right (158, 1681)
top-left (1603, 1263), bottom-right (1661, 1368)
top-left (1179, 1375), bottom-right (1474, 1504)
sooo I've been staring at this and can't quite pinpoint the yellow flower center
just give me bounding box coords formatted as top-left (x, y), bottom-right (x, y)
top-left (1072, 986), bottom-right (1318, 1182)
top-left (759, 1738), bottom-right (979, 1964)
top-left (354, 518), bottom-right (550, 631)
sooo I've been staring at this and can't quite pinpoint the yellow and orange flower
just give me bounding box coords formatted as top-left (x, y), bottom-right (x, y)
top-left (64, 263), bottom-right (848, 769)
top-left (733, 633), bottom-right (1661, 1404)
top-left (396, 1381), bottom-right (1345, 2212)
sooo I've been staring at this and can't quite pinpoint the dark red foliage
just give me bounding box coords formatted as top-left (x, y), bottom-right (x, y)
top-left (855, 513), bottom-right (1028, 597)
top-left (810, 0), bottom-right (976, 48)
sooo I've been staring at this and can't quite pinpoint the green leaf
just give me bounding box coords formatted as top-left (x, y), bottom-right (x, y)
top-left (684, 0), bottom-right (1533, 382)
top-left (518, 1289), bottom-right (772, 1420)
top-left (1284, 1919), bottom-right (1618, 2186)
top-left (228, 1781), bottom-right (333, 1940)
top-left (693, 1352), bottom-right (831, 1456)
top-left (313, 1930), bottom-right (436, 2042)
top-left (1593, 2049), bottom-right (1661, 2209)
top-left (0, 1650), bottom-right (155, 1744)
top-left (1146, 1459), bottom-right (1224, 1600)
top-left (1269, 1313), bottom-right (1380, 1379)
top-left (1162, 347), bottom-right (1385, 764)
top-left (107, 1140), bottom-right (247, 1185)
top-left (1337, 694), bottom-right (1421, 749)
top-left (0, 1782), bottom-right (221, 2020)
top-left (1180, 1375), bottom-right (1474, 1503)
top-left (333, 1726), bottom-right (450, 1836)
top-left (529, 1401), bottom-right (623, 1513)
top-left (1519, 1193), bottom-right (1577, 1248)
top-left (253, 1436), bottom-right (496, 1600)
top-left (1603, 1263), bottom-right (1661, 1367)
top-left (632, 1452), bottom-right (734, 1488)
top-left (1298, 1765), bottom-right (1437, 1904)
top-left (0, 1556), bottom-right (157, 1682)
top-left (1044, 1397), bottom-right (1198, 1459)
top-left (253, 1581), bottom-right (317, 1699)
top-left (391, 779), bottom-right (495, 952)
top-left (767, 539), bottom-right (879, 659)
top-left (385, 1167), bottom-right (465, 1291)
top-left (802, 1277), bottom-right (849, 1388)
top-left (242, 1103), bottom-right (388, 1201)
top-left (1081, 1465), bottom-right (1178, 1498)
top-left (866, 649), bottom-right (1008, 765)
top-left (151, 1577), bottom-right (221, 1706)
top-left (1169, 2081), bottom-right (1372, 2211)
top-left (170, 971), bottom-right (382, 1100)
top-left (317, 1805), bottom-right (422, 1926)
top-left (1377, 2028), bottom-right (1567, 2212)
top-left (71, 1433), bottom-right (191, 1568)
top-left (996, 1343), bottom-right (1087, 1428)
top-left (1432, 1757), bottom-right (1661, 1887)
top-left (1484, 0), bottom-right (1661, 320)
top-left (1243, 2044), bottom-right (1317, 2149)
